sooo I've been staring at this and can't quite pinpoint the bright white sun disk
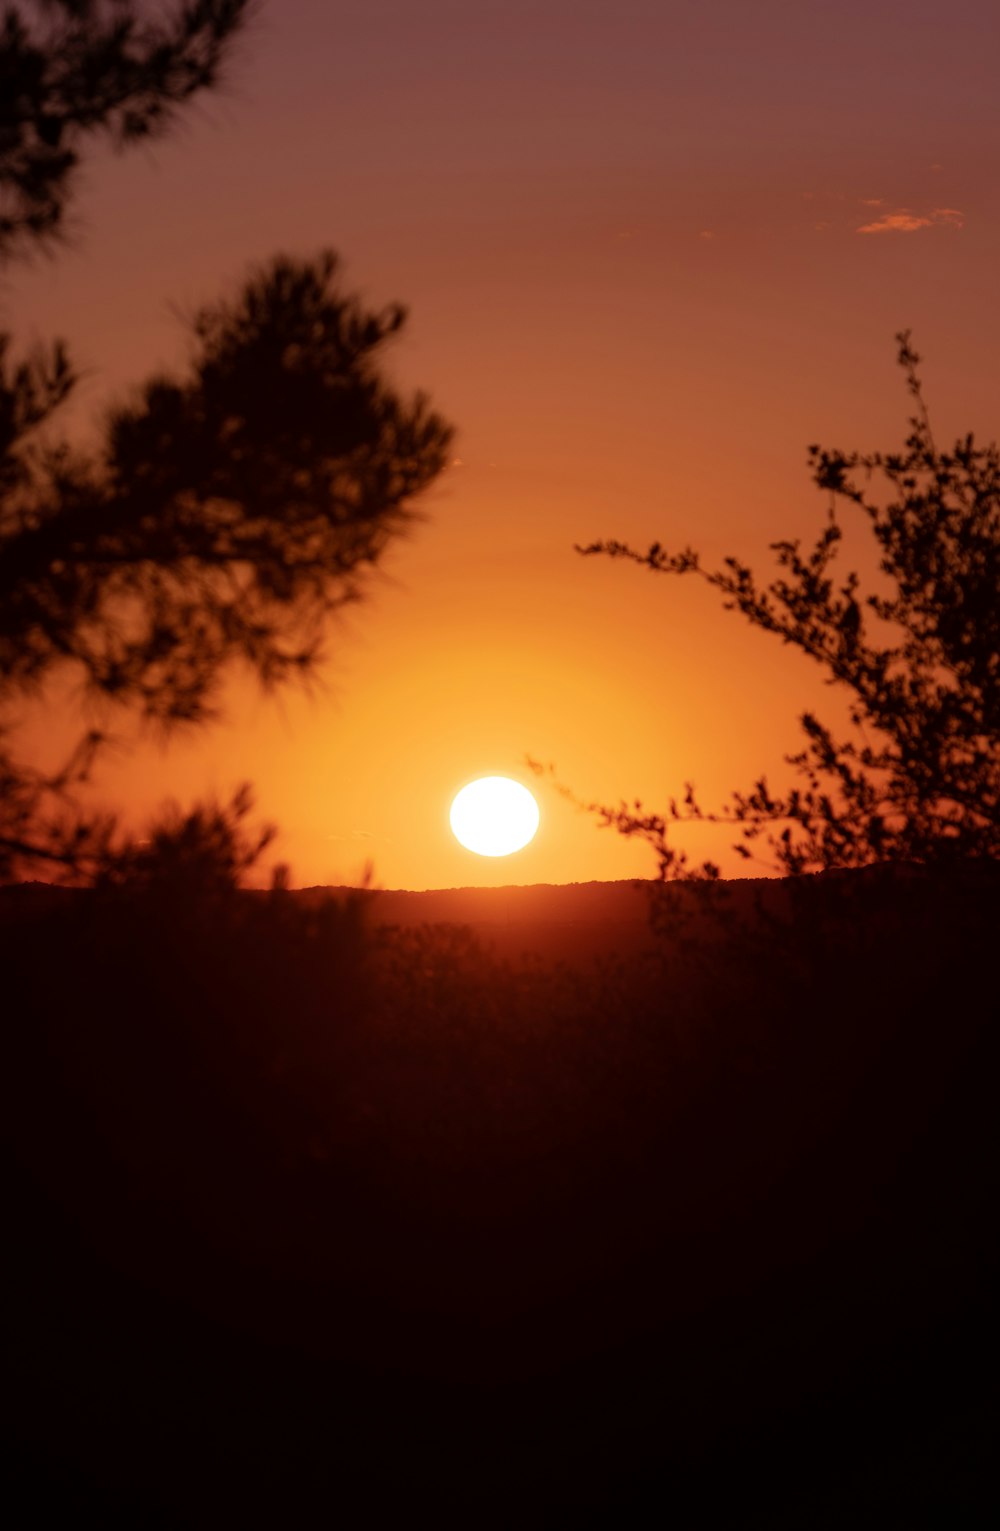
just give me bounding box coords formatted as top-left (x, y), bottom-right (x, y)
top-left (449, 777), bottom-right (539, 857)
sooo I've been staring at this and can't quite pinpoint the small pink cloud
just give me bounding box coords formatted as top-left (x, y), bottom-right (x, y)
top-left (857, 210), bottom-right (931, 234)
top-left (860, 197), bottom-right (884, 207)
top-left (856, 206), bottom-right (963, 235)
top-left (698, 228), bottom-right (716, 240)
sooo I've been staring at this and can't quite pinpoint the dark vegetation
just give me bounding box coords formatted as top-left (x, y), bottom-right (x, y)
top-left (1, 0), bottom-right (451, 883)
top-left (574, 335), bottom-right (999, 878)
top-left (1, 0), bottom-right (248, 258)
top-left (5, 865), bottom-right (997, 1520)
top-left (0, 239), bottom-right (451, 879)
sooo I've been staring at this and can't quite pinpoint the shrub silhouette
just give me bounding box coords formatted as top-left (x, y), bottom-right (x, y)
top-left (577, 336), bottom-right (999, 880)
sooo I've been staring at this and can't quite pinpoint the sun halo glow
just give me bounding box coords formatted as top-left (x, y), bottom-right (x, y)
top-left (449, 776), bottom-right (540, 857)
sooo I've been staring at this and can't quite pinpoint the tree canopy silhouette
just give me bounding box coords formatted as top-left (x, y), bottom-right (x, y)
top-left (575, 336), bottom-right (999, 879)
top-left (1, 0), bottom-right (249, 258)
top-left (0, 4), bottom-right (453, 882)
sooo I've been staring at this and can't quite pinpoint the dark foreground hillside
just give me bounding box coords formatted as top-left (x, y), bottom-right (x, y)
top-left (5, 867), bottom-right (997, 1523)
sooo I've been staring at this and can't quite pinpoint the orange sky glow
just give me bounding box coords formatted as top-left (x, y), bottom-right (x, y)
top-left (8, 0), bottom-right (999, 889)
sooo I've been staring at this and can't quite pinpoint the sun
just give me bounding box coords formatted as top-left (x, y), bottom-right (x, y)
top-left (449, 776), bottom-right (540, 857)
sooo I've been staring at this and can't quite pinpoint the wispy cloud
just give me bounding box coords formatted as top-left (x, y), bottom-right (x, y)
top-left (857, 205), bottom-right (964, 235)
top-left (858, 210), bottom-right (931, 234)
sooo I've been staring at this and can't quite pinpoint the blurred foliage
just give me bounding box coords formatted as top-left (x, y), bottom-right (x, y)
top-left (0, 0), bottom-right (250, 257)
top-left (0, 7), bottom-right (452, 885)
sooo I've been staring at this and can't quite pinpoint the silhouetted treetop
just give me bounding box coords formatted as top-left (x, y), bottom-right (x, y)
top-left (1, 250), bottom-right (453, 729)
top-left (0, 6), bottom-right (455, 886)
top-left (577, 335), bottom-right (999, 875)
top-left (96, 781), bottom-right (271, 899)
top-left (0, 0), bottom-right (250, 260)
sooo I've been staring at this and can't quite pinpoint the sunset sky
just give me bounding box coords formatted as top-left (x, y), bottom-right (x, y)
top-left (10, 0), bottom-right (999, 889)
